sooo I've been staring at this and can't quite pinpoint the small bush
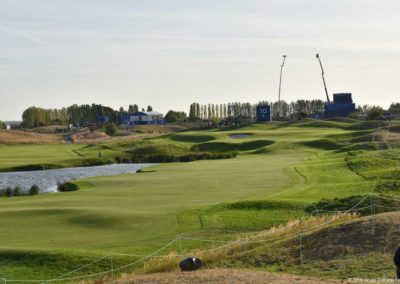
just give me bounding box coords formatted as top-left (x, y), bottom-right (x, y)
top-left (5, 187), bottom-right (13, 197)
top-left (29, 185), bottom-right (40, 195)
top-left (115, 156), bottom-right (131, 164)
top-left (13, 186), bottom-right (22, 196)
top-left (105, 123), bottom-right (118, 136)
top-left (58, 182), bottom-right (80, 192)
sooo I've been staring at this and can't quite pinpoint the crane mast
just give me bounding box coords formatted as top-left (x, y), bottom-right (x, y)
top-left (278, 55), bottom-right (287, 102)
top-left (316, 53), bottom-right (331, 103)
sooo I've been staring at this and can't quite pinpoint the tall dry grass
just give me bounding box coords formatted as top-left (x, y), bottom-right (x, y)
top-left (0, 130), bottom-right (64, 144)
top-left (140, 213), bottom-right (358, 274)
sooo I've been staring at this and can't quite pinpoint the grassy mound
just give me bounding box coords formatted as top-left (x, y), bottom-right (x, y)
top-left (302, 139), bottom-right (344, 150)
top-left (304, 194), bottom-right (400, 215)
top-left (173, 212), bottom-right (400, 279)
top-left (226, 200), bottom-right (302, 211)
top-left (272, 212), bottom-right (400, 278)
top-left (346, 149), bottom-right (400, 180)
top-left (338, 142), bottom-right (388, 152)
top-left (193, 140), bottom-right (274, 152)
top-left (326, 117), bottom-right (359, 123)
top-left (170, 134), bottom-right (216, 143)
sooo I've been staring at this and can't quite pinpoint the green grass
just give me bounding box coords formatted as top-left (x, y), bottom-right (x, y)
top-left (0, 119), bottom-right (398, 280)
top-left (0, 144), bottom-right (121, 171)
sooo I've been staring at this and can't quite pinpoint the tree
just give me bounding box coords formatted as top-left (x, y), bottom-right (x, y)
top-left (29, 185), bottom-right (39, 195)
top-left (367, 106), bottom-right (384, 120)
top-left (0, 121), bottom-right (6, 129)
top-left (388, 102), bottom-right (400, 115)
top-left (165, 110), bottom-right (187, 123)
top-left (147, 105), bottom-right (153, 112)
top-left (119, 107), bottom-right (125, 113)
top-left (105, 123), bottom-right (118, 136)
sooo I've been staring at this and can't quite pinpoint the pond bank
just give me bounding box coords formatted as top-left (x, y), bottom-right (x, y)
top-left (0, 163), bottom-right (153, 193)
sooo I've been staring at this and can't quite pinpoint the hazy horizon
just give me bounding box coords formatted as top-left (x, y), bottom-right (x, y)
top-left (1, 0), bottom-right (400, 120)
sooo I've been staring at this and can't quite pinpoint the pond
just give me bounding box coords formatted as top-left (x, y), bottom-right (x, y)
top-left (0, 164), bottom-right (153, 193)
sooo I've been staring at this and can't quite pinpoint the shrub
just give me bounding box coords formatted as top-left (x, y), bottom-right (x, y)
top-left (5, 187), bottom-right (13, 197)
top-left (165, 110), bottom-right (187, 123)
top-left (105, 123), bottom-right (118, 136)
top-left (29, 185), bottom-right (40, 195)
top-left (0, 120), bottom-right (6, 129)
top-left (367, 106), bottom-right (384, 120)
top-left (115, 156), bottom-right (131, 164)
top-left (13, 186), bottom-right (22, 196)
top-left (58, 182), bottom-right (80, 192)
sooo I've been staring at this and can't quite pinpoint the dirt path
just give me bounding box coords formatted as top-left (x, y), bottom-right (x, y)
top-left (117, 269), bottom-right (346, 284)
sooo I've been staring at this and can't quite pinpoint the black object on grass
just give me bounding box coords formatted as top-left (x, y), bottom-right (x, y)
top-left (394, 247), bottom-right (400, 278)
top-left (179, 257), bottom-right (202, 272)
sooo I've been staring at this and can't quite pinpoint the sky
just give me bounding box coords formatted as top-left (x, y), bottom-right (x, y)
top-left (1, 0), bottom-right (400, 120)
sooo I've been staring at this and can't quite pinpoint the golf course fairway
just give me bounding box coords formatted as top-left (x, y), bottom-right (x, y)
top-left (0, 121), bottom-right (386, 279)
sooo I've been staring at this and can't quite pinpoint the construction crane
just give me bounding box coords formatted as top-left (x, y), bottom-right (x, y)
top-left (316, 53), bottom-right (331, 103)
top-left (278, 55), bottom-right (287, 102)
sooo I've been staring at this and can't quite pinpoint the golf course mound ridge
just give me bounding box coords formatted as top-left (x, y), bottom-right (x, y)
top-left (169, 134), bottom-right (216, 143)
top-left (289, 211), bottom-right (400, 261)
top-left (192, 140), bottom-right (274, 152)
top-left (302, 138), bottom-right (344, 150)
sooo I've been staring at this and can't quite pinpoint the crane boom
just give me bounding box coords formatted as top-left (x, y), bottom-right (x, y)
top-left (316, 53), bottom-right (330, 103)
top-left (278, 55), bottom-right (287, 102)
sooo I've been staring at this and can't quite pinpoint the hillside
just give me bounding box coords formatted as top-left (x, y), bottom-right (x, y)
top-left (128, 212), bottom-right (399, 281)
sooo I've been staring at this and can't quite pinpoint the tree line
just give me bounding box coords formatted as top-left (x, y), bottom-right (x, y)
top-left (21, 104), bottom-right (153, 128)
top-left (18, 101), bottom-right (400, 129)
top-left (188, 101), bottom-right (400, 122)
top-left (188, 100), bottom-right (325, 121)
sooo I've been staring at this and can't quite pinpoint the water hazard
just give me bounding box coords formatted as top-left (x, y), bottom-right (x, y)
top-left (0, 164), bottom-right (153, 193)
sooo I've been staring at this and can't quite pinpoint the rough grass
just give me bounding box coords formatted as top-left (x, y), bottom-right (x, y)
top-left (346, 149), bottom-right (400, 180)
top-left (0, 130), bottom-right (63, 144)
top-left (70, 129), bottom-right (109, 143)
top-left (193, 140), bottom-right (274, 152)
top-left (139, 213), bottom-right (357, 274)
top-left (304, 194), bottom-right (400, 215)
top-left (141, 212), bottom-right (400, 280)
